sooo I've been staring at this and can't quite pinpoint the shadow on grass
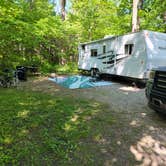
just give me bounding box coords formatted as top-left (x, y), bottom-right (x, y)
top-left (0, 88), bottom-right (113, 165)
top-left (1, 86), bottom-right (166, 166)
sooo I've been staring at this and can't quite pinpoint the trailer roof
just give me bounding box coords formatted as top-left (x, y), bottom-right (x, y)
top-left (79, 30), bottom-right (166, 46)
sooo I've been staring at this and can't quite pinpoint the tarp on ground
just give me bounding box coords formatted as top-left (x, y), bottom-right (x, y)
top-left (48, 75), bottom-right (113, 89)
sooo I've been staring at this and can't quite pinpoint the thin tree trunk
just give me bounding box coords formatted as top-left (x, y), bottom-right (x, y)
top-left (132, 0), bottom-right (142, 32)
top-left (164, 12), bottom-right (166, 21)
top-left (60, 0), bottom-right (66, 21)
top-left (132, 0), bottom-right (138, 32)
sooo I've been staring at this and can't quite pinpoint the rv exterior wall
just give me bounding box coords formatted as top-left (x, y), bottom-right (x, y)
top-left (78, 31), bottom-right (166, 80)
top-left (145, 31), bottom-right (166, 71)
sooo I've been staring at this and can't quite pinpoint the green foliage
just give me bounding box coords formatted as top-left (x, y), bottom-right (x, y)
top-left (0, 0), bottom-right (165, 73)
top-left (139, 0), bottom-right (166, 31)
top-left (0, 0), bottom-right (66, 69)
top-left (55, 62), bottom-right (78, 74)
top-left (41, 61), bottom-right (57, 73)
top-left (69, 0), bottom-right (120, 41)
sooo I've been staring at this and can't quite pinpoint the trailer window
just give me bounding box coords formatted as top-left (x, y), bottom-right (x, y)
top-left (82, 45), bottom-right (85, 50)
top-left (91, 49), bottom-right (98, 57)
top-left (103, 45), bottom-right (106, 54)
top-left (125, 44), bottom-right (134, 55)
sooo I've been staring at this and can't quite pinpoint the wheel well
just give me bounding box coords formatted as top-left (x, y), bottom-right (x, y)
top-left (90, 68), bottom-right (99, 72)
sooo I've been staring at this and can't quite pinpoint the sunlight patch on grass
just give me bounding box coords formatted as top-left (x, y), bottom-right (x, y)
top-left (3, 137), bottom-right (13, 145)
top-left (19, 102), bottom-right (29, 106)
top-left (64, 123), bottom-right (72, 131)
top-left (17, 110), bottom-right (30, 118)
top-left (48, 99), bottom-right (56, 105)
top-left (71, 115), bottom-right (79, 122)
top-left (0, 88), bottom-right (113, 165)
top-left (19, 129), bottom-right (29, 137)
top-left (94, 133), bottom-right (103, 142)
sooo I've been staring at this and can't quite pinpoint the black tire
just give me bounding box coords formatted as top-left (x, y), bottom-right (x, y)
top-left (90, 68), bottom-right (100, 78)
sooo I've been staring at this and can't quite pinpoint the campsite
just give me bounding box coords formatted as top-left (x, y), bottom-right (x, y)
top-left (0, 0), bottom-right (166, 165)
top-left (1, 76), bottom-right (166, 165)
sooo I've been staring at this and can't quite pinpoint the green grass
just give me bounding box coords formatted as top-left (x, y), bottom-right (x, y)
top-left (0, 88), bottom-right (112, 165)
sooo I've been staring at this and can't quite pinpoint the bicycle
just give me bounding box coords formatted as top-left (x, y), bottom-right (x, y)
top-left (0, 69), bottom-right (19, 88)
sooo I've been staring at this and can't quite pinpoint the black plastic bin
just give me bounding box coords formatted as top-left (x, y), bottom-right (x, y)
top-left (16, 66), bottom-right (27, 81)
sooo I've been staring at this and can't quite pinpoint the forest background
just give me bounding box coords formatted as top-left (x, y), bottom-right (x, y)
top-left (0, 0), bottom-right (165, 74)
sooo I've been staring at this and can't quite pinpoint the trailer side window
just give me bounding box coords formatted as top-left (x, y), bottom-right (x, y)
top-left (103, 45), bottom-right (106, 54)
top-left (91, 49), bottom-right (98, 57)
top-left (82, 45), bottom-right (85, 51)
top-left (125, 44), bottom-right (134, 55)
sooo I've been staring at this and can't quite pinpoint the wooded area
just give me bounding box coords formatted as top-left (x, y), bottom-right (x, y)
top-left (0, 0), bottom-right (165, 73)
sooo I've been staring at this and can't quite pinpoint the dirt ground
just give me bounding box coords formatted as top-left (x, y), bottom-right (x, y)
top-left (19, 76), bottom-right (166, 166)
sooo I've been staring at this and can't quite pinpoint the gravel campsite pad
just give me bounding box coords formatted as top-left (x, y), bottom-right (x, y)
top-left (18, 76), bottom-right (166, 165)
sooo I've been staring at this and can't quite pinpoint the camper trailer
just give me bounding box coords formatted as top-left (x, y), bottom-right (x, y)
top-left (78, 30), bottom-right (166, 81)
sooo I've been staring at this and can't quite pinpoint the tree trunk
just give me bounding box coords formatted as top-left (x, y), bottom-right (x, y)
top-left (164, 11), bottom-right (166, 22)
top-left (132, 0), bottom-right (142, 32)
top-left (60, 0), bottom-right (66, 21)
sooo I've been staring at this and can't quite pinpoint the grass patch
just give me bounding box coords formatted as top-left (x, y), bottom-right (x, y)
top-left (0, 88), bottom-right (113, 165)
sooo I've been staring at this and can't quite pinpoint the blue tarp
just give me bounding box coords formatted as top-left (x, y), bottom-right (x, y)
top-left (48, 75), bottom-right (113, 89)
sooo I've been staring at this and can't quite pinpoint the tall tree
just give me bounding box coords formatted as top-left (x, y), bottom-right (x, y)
top-left (132, 0), bottom-right (143, 32)
top-left (69, 0), bottom-right (119, 41)
top-left (60, 0), bottom-right (66, 20)
top-left (0, 0), bottom-right (65, 68)
top-left (132, 0), bottom-right (139, 32)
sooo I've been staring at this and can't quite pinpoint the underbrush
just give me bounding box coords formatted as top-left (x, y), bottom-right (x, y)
top-left (41, 62), bottom-right (79, 75)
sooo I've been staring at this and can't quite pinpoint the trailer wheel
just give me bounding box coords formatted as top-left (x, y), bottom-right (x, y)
top-left (90, 68), bottom-right (100, 78)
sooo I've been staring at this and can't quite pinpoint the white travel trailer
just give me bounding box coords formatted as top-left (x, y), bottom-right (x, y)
top-left (78, 30), bottom-right (166, 81)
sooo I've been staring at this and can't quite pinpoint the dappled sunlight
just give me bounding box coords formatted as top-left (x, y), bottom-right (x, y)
top-left (1, 86), bottom-right (107, 164)
top-left (91, 108), bottom-right (101, 115)
top-left (119, 86), bottom-right (140, 92)
top-left (71, 115), bottom-right (79, 122)
top-left (117, 141), bottom-right (121, 145)
top-left (20, 76), bottom-right (61, 93)
top-left (19, 129), bottom-right (29, 137)
top-left (130, 120), bottom-right (140, 127)
top-left (141, 112), bottom-right (146, 117)
top-left (74, 107), bottom-right (84, 114)
top-left (2, 78), bottom-right (160, 165)
top-left (3, 137), bottom-right (13, 145)
top-left (19, 102), bottom-right (30, 106)
top-left (64, 123), bottom-right (72, 131)
top-left (93, 134), bottom-right (108, 145)
top-left (48, 99), bottom-right (56, 105)
top-left (32, 77), bottom-right (47, 83)
top-left (83, 116), bottom-right (92, 121)
top-left (91, 102), bottom-right (100, 107)
top-left (148, 126), bottom-right (157, 131)
top-left (130, 135), bottom-right (166, 165)
top-left (100, 147), bottom-right (108, 154)
top-left (17, 110), bottom-right (30, 118)
top-left (104, 158), bottom-right (117, 165)
top-left (64, 103), bottom-right (102, 132)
